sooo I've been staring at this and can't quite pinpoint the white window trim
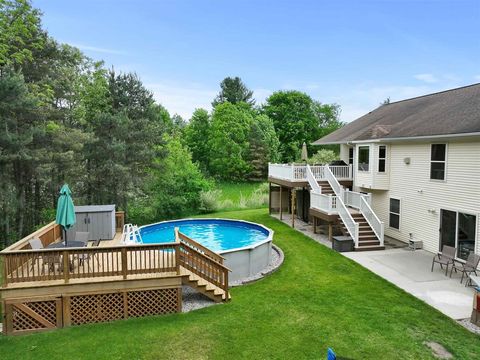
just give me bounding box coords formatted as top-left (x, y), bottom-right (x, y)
top-left (430, 143), bottom-right (448, 182)
top-left (357, 145), bottom-right (371, 173)
top-left (389, 197), bottom-right (401, 231)
top-left (377, 145), bottom-right (387, 174)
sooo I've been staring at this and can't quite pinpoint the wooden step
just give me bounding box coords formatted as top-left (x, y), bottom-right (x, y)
top-left (355, 245), bottom-right (385, 251)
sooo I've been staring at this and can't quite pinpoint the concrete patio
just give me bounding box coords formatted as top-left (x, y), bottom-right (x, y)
top-left (272, 213), bottom-right (475, 320)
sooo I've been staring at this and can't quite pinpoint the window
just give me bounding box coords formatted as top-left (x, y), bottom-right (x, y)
top-left (389, 198), bottom-right (400, 229)
top-left (378, 145), bottom-right (386, 172)
top-left (348, 147), bottom-right (354, 165)
top-left (430, 144), bottom-right (446, 180)
top-left (358, 146), bottom-right (369, 171)
top-left (440, 209), bottom-right (477, 260)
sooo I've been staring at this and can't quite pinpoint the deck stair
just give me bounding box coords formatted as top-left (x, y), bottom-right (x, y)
top-left (322, 165), bottom-right (385, 251)
top-left (338, 212), bottom-right (385, 251)
top-left (317, 181), bottom-right (335, 195)
top-left (175, 228), bottom-right (231, 303)
top-left (179, 267), bottom-right (231, 302)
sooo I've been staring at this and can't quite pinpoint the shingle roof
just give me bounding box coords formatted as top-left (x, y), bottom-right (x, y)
top-left (313, 83), bottom-right (480, 145)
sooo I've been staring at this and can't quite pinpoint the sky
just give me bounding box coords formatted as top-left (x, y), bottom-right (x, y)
top-left (34, 0), bottom-right (480, 122)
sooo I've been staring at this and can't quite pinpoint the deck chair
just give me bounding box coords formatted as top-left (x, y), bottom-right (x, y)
top-left (79, 239), bottom-right (101, 268)
top-left (28, 238), bottom-right (44, 271)
top-left (431, 245), bottom-right (456, 275)
top-left (450, 252), bottom-right (480, 285)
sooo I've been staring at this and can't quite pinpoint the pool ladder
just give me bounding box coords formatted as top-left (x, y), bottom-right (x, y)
top-left (122, 224), bottom-right (143, 245)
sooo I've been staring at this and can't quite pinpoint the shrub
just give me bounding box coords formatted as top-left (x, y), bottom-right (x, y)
top-left (199, 190), bottom-right (222, 213)
top-left (308, 149), bottom-right (338, 165)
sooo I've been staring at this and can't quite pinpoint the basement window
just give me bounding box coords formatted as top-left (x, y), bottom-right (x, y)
top-left (430, 144), bottom-right (446, 180)
top-left (358, 146), bottom-right (370, 171)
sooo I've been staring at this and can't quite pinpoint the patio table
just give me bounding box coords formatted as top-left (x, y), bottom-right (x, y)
top-left (47, 240), bottom-right (86, 249)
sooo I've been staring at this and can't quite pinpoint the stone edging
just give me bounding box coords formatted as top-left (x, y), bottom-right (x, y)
top-left (230, 243), bottom-right (284, 287)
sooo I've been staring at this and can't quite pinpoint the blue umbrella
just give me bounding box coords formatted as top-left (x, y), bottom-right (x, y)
top-left (55, 184), bottom-right (76, 245)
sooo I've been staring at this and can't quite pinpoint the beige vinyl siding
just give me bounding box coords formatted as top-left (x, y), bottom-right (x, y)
top-left (354, 143), bottom-right (390, 190)
top-left (372, 144), bottom-right (390, 190)
top-left (340, 144), bottom-right (350, 164)
top-left (368, 140), bottom-right (480, 255)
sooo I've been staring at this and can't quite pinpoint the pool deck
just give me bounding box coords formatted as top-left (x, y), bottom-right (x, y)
top-left (272, 213), bottom-right (475, 320)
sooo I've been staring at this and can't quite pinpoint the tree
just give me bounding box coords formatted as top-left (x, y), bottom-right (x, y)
top-left (248, 114), bottom-right (279, 180)
top-left (208, 102), bottom-right (253, 180)
top-left (212, 76), bottom-right (255, 107)
top-left (140, 134), bottom-right (212, 221)
top-left (312, 101), bottom-right (344, 140)
top-left (0, 0), bottom-right (45, 68)
top-left (184, 108), bottom-right (210, 170)
top-left (262, 90), bottom-right (318, 163)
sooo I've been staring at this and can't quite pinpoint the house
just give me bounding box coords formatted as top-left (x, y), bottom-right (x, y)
top-left (268, 83), bottom-right (480, 259)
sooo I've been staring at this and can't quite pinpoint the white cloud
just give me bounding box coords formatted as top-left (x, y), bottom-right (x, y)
top-left (414, 73), bottom-right (439, 83)
top-left (146, 82), bottom-right (216, 119)
top-left (66, 42), bottom-right (127, 55)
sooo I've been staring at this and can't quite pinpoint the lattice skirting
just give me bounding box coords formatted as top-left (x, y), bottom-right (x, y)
top-left (3, 287), bottom-right (181, 335)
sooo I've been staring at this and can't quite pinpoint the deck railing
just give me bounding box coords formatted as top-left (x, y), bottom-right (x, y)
top-left (310, 192), bottom-right (337, 213)
top-left (268, 163), bottom-right (352, 181)
top-left (1, 236), bottom-right (230, 293)
top-left (359, 197), bottom-right (384, 246)
top-left (344, 190), bottom-right (371, 210)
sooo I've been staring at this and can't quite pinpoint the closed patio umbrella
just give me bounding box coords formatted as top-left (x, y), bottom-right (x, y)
top-left (301, 142), bottom-right (308, 162)
top-left (55, 184), bottom-right (76, 246)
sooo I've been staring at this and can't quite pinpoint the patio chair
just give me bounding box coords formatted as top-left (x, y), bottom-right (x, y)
top-left (431, 245), bottom-right (456, 276)
top-left (28, 238), bottom-right (44, 271)
top-left (79, 238), bottom-right (101, 267)
top-left (450, 252), bottom-right (480, 285)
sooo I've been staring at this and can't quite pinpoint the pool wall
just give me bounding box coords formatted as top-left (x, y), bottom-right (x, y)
top-left (220, 235), bottom-right (272, 283)
top-left (138, 218), bottom-right (274, 284)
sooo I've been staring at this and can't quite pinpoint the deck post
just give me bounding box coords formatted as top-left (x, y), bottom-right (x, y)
top-left (313, 217), bottom-right (317, 234)
top-left (279, 186), bottom-right (283, 220)
top-left (268, 182), bottom-right (272, 215)
top-left (291, 189), bottom-right (296, 228)
top-left (63, 250), bottom-right (70, 283)
top-left (121, 247), bottom-right (128, 279)
top-left (328, 223), bottom-right (333, 242)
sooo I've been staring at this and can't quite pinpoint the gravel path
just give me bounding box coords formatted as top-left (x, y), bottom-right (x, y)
top-left (181, 244), bottom-right (284, 313)
top-left (457, 318), bottom-right (480, 335)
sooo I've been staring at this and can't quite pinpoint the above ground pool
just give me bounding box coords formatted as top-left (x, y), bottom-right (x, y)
top-left (139, 219), bottom-right (274, 283)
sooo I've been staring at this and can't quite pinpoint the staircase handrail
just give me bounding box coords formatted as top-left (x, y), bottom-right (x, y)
top-left (324, 165), bottom-right (358, 246)
top-left (324, 165), bottom-right (344, 199)
top-left (359, 197), bottom-right (384, 246)
top-left (175, 227), bottom-right (225, 264)
top-left (306, 164), bottom-right (321, 193)
top-left (122, 223), bottom-right (143, 245)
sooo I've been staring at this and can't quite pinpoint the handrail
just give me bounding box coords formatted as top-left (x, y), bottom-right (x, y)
top-left (324, 165), bottom-right (343, 199)
top-left (175, 228), bottom-right (225, 264)
top-left (344, 190), bottom-right (371, 210)
top-left (359, 197), bottom-right (384, 246)
top-left (1, 240), bottom-right (231, 292)
top-left (2, 221), bottom-right (61, 252)
top-left (325, 165), bottom-right (358, 246)
top-left (310, 192), bottom-right (337, 213)
top-left (306, 165), bottom-right (321, 193)
top-left (268, 163), bottom-right (353, 181)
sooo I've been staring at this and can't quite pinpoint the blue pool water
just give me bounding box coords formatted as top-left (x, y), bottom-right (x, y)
top-left (139, 219), bottom-right (270, 252)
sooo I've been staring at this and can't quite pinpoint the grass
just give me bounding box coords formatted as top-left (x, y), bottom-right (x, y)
top-left (1, 208), bottom-right (478, 359)
top-left (214, 182), bottom-right (267, 211)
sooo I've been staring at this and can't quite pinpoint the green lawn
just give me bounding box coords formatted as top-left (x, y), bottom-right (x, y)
top-left (1, 209), bottom-right (478, 359)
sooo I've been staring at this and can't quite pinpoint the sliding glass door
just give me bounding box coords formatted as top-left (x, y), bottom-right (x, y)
top-left (440, 209), bottom-right (477, 260)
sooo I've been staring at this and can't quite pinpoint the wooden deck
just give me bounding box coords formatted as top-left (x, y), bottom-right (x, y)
top-left (1, 218), bottom-right (231, 335)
